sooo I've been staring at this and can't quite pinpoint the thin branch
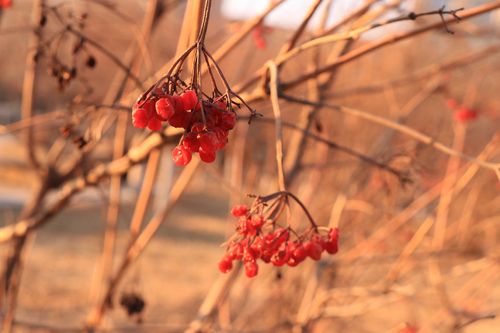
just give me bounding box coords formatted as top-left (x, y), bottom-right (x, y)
top-left (234, 4), bottom-right (471, 94)
top-left (239, 116), bottom-right (409, 182)
top-left (282, 2), bottom-right (500, 89)
top-left (281, 94), bottom-right (500, 179)
top-left (66, 27), bottom-right (145, 90)
top-left (326, 44), bottom-right (500, 98)
top-left (267, 61), bottom-right (287, 191)
top-left (86, 159), bottom-right (201, 330)
top-left (0, 127), bottom-right (184, 244)
top-left (279, 0), bottom-right (324, 53)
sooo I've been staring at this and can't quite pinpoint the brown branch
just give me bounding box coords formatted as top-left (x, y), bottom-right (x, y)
top-left (267, 62), bottom-right (287, 191)
top-left (234, 0), bottom-right (500, 98)
top-left (128, 149), bottom-right (161, 241)
top-left (20, 0), bottom-right (44, 171)
top-left (280, 94), bottom-right (500, 178)
top-left (65, 27), bottom-right (145, 90)
top-left (240, 116), bottom-right (410, 183)
top-left (282, 2), bottom-right (500, 89)
top-left (326, 43), bottom-right (500, 97)
top-left (317, 0), bottom-right (379, 37)
top-left (0, 127), bottom-right (184, 244)
top-left (85, 159), bottom-right (201, 331)
top-left (90, 0), bottom-right (160, 310)
top-left (205, 0), bottom-right (286, 72)
top-left (1, 1), bottom-right (46, 331)
top-left (279, 0), bottom-right (324, 53)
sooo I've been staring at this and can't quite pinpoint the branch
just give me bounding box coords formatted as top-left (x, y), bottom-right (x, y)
top-left (0, 127), bottom-right (183, 244)
top-left (267, 61), bottom-right (287, 191)
top-left (326, 44), bottom-right (500, 97)
top-left (239, 116), bottom-right (410, 183)
top-left (233, 4), bottom-right (472, 94)
top-left (282, 2), bottom-right (500, 89)
top-left (280, 94), bottom-right (500, 179)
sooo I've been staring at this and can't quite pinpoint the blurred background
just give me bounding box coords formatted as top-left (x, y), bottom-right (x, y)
top-left (0, 0), bottom-right (499, 332)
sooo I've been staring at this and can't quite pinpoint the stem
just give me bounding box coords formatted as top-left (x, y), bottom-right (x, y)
top-left (283, 192), bottom-right (318, 229)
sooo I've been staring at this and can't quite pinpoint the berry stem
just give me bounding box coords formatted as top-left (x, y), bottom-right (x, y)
top-left (282, 191), bottom-right (318, 229)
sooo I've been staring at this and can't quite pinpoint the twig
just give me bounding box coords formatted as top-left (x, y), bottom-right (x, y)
top-left (66, 27), bottom-right (144, 90)
top-left (234, 4), bottom-right (469, 94)
top-left (341, 137), bottom-right (498, 260)
top-left (128, 149), bottom-right (161, 241)
top-left (0, 127), bottom-right (184, 244)
top-left (240, 116), bottom-right (410, 182)
top-left (281, 2), bottom-right (500, 90)
top-left (85, 159), bottom-right (200, 331)
top-left (326, 44), bottom-right (500, 98)
top-left (267, 61), bottom-right (287, 191)
top-left (281, 94), bottom-right (500, 179)
top-left (1, 1), bottom-right (46, 331)
top-left (279, 0), bottom-right (324, 53)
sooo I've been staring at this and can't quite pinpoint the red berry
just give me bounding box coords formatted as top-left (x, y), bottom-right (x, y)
top-left (244, 260), bottom-right (259, 278)
top-left (132, 108), bottom-right (148, 128)
top-left (250, 239), bottom-right (264, 258)
top-left (205, 110), bottom-right (219, 128)
top-left (274, 228), bottom-right (289, 246)
top-left (454, 107), bottom-right (477, 122)
top-left (324, 240), bottom-right (338, 254)
top-left (244, 246), bottom-right (260, 261)
top-left (213, 127), bottom-right (228, 149)
top-left (287, 257), bottom-right (299, 267)
top-left (311, 234), bottom-right (325, 251)
top-left (199, 147), bottom-right (216, 163)
top-left (172, 145), bottom-right (192, 166)
top-left (168, 110), bottom-right (191, 129)
top-left (228, 242), bottom-right (243, 260)
top-left (324, 228), bottom-right (339, 254)
top-left (252, 26), bottom-right (267, 50)
top-left (0, 0), bottom-right (12, 9)
top-left (180, 90), bottom-right (198, 111)
top-left (147, 116), bottom-right (162, 131)
top-left (218, 257), bottom-right (233, 273)
top-left (220, 112), bottom-right (236, 130)
top-left (155, 97), bottom-right (175, 120)
top-left (271, 248), bottom-right (290, 267)
top-left (399, 324), bottom-right (419, 333)
top-left (182, 132), bottom-right (200, 152)
top-left (237, 218), bottom-right (257, 236)
top-left (254, 37), bottom-right (267, 50)
top-left (199, 131), bottom-right (218, 152)
top-left (212, 100), bottom-right (227, 112)
top-left (329, 228), bottom-right (339, 242)
top-left (171, 95), bottom-right (184, 112)
top-left (231, 205), bottom-right (249, 217)
top-left (304, 241), bottom-right (322, 261)
top-left (191, 122), bottom-right (205, 133)
top-left (250, 215), bottom-right (264, 228)
top-left (292, 243), bottom-right (307, 262)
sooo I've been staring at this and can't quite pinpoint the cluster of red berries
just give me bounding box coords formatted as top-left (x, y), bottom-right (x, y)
top-left (218, 204), bottom-right (339, 278)
top-left (446, 99), bottom-right (478, 123)
top-left (132, 89), bottom-right (236, 166)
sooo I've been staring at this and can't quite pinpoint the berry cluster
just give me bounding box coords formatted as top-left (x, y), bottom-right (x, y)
top-left (446, 99), bottom-right (478, 123)
top-left (132, 88), bottom-right (236, 166)
top-left (218, 204), bottom-right (339, 278)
